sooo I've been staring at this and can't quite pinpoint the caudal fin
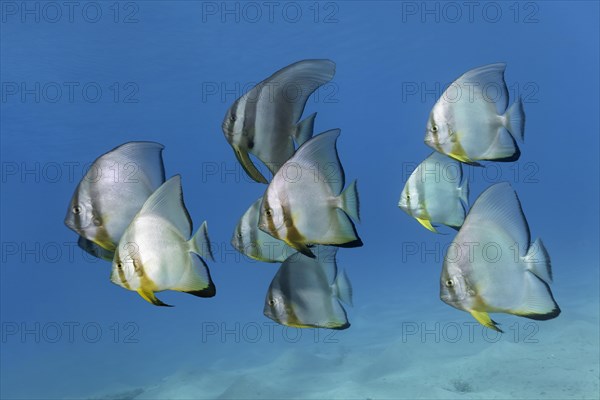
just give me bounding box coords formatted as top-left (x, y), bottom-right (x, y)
top-left (294, 112), bottom-right (316, 146)
top-left (459, 179), bottom-right (469, 209)
top-left (523, 238), bottom-right (552, 284)
top-left (340, 180), bottom-right (360, 222)
top-left (334, 269), bottom-right (353, 307)
top-left (504, 98), bottom-right (525, 142)
top-left (174, 254), bottom-right (216, 298)
top-left (189, 221), bottom-right (214, 261)
top-left (512, 273), bottom-right (560, 320)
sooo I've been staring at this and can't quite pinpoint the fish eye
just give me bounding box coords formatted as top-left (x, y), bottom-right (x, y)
top-left (265, 208), bottom-right (273, 217)
top-left (230, 114), bottom-right (236, 122)
top-left (431, 125), bottom-right (438, 133)
top-left (268, 298), bottom-right (275, 306)
top-left (445, 279), bottom-right (454, 287)
top-left (406, 194), bottom-right (410, 200)
top-left (72, 206), bottom-right (82, 215)
top-left (237, 232), bottom-right (243, 238)
top-left (117, 262), bottom-right (123, 269)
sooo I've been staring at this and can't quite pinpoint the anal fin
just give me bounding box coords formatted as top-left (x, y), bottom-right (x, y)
top-left (287, 241), bottom-right (315, 258)
top-left (470, 310), bottom-right (502, 332)
top-left (416, 217), bottom-right (439, 233)
top-left (138, 289), bottom-right (172, 307)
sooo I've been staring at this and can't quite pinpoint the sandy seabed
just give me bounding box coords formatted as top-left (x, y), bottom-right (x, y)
top-left (90, 289), bottom-right (599, 400)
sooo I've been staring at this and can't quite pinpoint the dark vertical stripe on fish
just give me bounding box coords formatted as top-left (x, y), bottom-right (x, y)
top-left (133, 254), bottom-right (158, 292)
top-left (280, 263), bottom-right (301, 326)
top-left (432, 124), bottom-right (443, 153)
top-left (279, 193), bottom-right (306, 245)
top-left (242, 86), bottom-right (259, 148)
top-left (117, 262), bottom-right (131, 290)
top-left (263, 196), bottom-right (278, 238)
top-left (248, 215), bottom-right (260, 258)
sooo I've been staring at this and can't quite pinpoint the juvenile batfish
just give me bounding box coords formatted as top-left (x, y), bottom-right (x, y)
top-left (231, 197), bottom-right (296, 263)
top-left (222, 59), bottom-right (336, 183)
top-left (264, 246), bottom-right (352, 330)
top-left (258, 129), bottom-right (362, 258)
top-left (424, 63), bottom-right (525, 164)
top-left (440, 182), bottom-right (560, 332)
top-left (65, 141), bottom-right (166, 252)
top-left (111, 175), bottom-right (215, 306)
top-left (399, 152), bottom-right (469, 233)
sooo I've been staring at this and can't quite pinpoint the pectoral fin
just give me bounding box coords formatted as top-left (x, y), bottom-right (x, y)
top-left (470, 310), bottom-right (502, 332)
top-left (416, 217), bottom-right (438, 233)
top-left (233, 145), bottom-right (268, 184)
top-left (137, 289), bottom-right (172, 307)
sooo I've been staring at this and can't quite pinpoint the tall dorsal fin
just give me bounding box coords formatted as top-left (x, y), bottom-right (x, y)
top-left (138, 175), bottom-right (192, 238)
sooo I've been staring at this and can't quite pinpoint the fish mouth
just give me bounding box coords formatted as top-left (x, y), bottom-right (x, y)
top-left (64, 219), bottom-right (92, 238)
top-left (232, 144), bottom-right (268, 184)
top-left (64, 217), bottom-right (78, 231)
top-left (440, 294), bottom-right (463, 310)
top-left (424, 138), bottom-right (439, 149)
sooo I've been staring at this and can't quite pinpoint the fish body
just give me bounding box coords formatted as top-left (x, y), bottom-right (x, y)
top-left (399, 152), bottom-right (469, 232)
top-left (440, 182), bottom-right (560, 331)
top-left (424, 63), bottom-right (525, 163)
top-left (264, 246), bottom-right (352, 330)
top-left (257, 129), bottom-right (361, 258)
top-left (222, 59), bottom-right (336, 183)
top-left (232, 197), bottom-right (296, 262)
top-left (111, 175), bottom-right (214, 306)
top-left (65, 141), bottom-right (166, 252)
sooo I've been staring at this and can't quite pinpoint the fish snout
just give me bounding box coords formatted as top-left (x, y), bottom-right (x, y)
top-left (64, 203), bottom-right (92, 232)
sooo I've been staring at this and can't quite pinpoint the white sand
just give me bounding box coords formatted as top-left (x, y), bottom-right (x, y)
top-left (97, 291), bottom-right (598, 400)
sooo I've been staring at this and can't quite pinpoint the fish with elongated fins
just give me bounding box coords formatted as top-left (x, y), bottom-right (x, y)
top-left (440, 182), bottom-right (560, 331)
top-left (264, 246), bottom-right (352, 330)
top-left (399, 152), bottom-right (469, 232)
top-left (232, 197), bottom-right (296, 263)
top-left (424, 63), bottom-right (526, 164)
top-left (110, 175), bottom-right (215, 306)
top-left (65, 141), bottom-right (166, 252)
top-left (222, 59), bottom-right (336, 183)
top-left (257, 129), bottom-right (362, 258)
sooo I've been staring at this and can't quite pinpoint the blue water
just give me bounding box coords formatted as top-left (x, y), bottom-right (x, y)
top-left (1, 2), bottom-right (599, 399)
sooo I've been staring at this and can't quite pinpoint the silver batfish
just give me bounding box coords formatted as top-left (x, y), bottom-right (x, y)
top-left (222, 59), bottom-right (336, 183)
top-left (258, 129), bottom-right (362, 258)
top-left (399, 152), bottom-right (469, 232)
top-left (441, 182), bottom-right (560, 331)
top-left (65, 141), bottom-right (166, 252)
top-left (232, 197), bottom-right (296, 263)
top-left (264, 246), bottom-right (352, 330)
top-left (111, 175), bottom-right (214, 306)
top-left (424, 63), bottom-right (525, 164)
